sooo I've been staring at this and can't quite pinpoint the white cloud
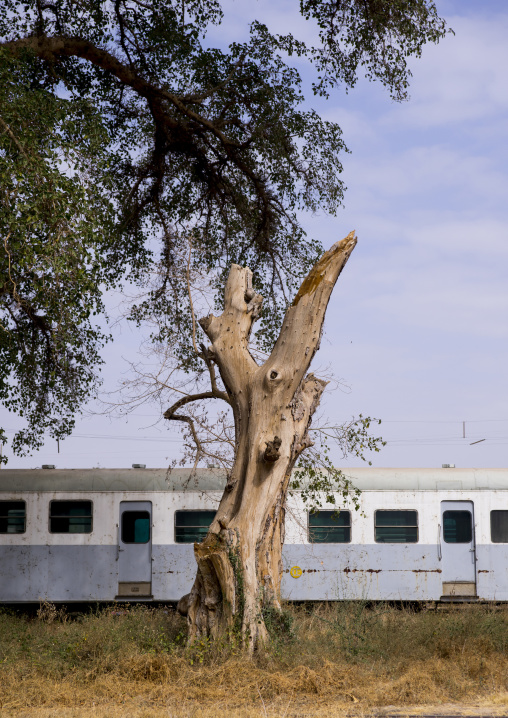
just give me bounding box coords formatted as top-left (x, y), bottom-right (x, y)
top-left (205, 0), bottom-right (321, 47)
top-left (386, 14), bottom-right (508, 129)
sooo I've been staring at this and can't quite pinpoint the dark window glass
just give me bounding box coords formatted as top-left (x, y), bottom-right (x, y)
top-left (0, 501), bottom-right (26, 534)
top-left (375, 510), bottom-right (418, 543)
top-left (175, 510), bottom-right (215, 543)
top-left (49, 501), bottom-right (92, 534)
top-left (122, 511), bottom-right (150, 543)
top-left (443, 510), bottom-right (472, 543)
top-left (308, 510), bottom-right (351, 543)
top-left (490, 511), bottom-right (508, 543)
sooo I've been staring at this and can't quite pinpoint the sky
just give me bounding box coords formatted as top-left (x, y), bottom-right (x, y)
top-left (1, 0), bottom-right (507, 470)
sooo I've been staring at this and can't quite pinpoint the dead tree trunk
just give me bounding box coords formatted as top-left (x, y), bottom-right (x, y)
top-left (180, 231), bottom-right (357, 650)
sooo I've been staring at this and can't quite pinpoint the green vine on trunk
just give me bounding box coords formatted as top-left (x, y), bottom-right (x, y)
top-left (228, 536), bottom-right (245, 638)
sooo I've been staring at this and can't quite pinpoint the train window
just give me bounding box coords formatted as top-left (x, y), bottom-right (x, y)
top-left (490, 511), bottom-right (508, 543)
top-left (0, 501), bottom-right (26, 534)
top-left (308, 510), bottom-right (351, 543)
top-left (49, 501), bottom-right (92, 533)
top-left (443, 510), bottom-right (472, 543)
top-left (175, 510), bottom-right (216, 543)
top-left (375, 510), bottom-right (418, 543)
top-left (122, 511), bottom-right (150, 543)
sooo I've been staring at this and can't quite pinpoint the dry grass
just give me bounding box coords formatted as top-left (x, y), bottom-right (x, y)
top-left (1, 602), bottom-right (507, 717)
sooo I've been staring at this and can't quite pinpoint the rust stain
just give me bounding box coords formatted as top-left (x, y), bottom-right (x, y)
top-left (285, 567), bottom-right (446, 576)
top-left (478, 570), bottom-right (490, 573)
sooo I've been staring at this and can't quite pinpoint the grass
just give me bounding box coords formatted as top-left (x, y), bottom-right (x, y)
top-left (0, 601), bottom-right (507, 716)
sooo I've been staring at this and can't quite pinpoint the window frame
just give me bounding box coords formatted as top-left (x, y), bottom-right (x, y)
top-left (442, 509), bottom-right (473, 544)
top-left (0, 500), bottom-right (27, 534)
top-left (490, 510), bottom-right (508, 544)
top-left (307, 509), bottom-right (352, 544)
top-left (174, 509), bottom-right (216, 544)
top-left (374, 509), bottom-right (419, 544)
top-left (48, 500), bottom-right (93, 534)
top-left (121, 509), bottom-right (151, 544)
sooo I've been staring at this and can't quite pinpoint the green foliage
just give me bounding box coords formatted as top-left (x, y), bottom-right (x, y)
top-left (296, 0), bottom-right (450, 100)
top-left (304, 601), bottom-right (508, 665)
top-left (0, 428), bottom-right (6, 465)
top-left (0, 604), bottom-right (186, 678)
top-left (315, 600), bottom-right (374, 658)
top-left (228, 539), bottom-right (246, 635)
top-left (0, 48), bottom-right (139, 454)
top-left (291, 415), bottom-right (386, 511)
top-left (262, 604), bottom-right (295, 645)
top-left (0, 50), bottom-right (113, 453)
top-left (0, 1), bottom-right (448, 455)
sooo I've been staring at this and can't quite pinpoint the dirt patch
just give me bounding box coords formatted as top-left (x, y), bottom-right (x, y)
top-left (2, 700), bottom-right (508, 718)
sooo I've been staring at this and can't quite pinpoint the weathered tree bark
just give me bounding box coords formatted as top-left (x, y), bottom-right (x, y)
top-left (180, 231), bottom-right (357, 651)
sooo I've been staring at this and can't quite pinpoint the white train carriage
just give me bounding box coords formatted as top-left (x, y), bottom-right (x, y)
top-left (1, 467), bottom-right (508, 603)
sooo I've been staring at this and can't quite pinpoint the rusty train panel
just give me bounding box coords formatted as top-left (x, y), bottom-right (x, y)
top-left (1, 467), bottom-right (508, 602)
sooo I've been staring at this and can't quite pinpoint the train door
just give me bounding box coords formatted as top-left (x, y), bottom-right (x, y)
top-left (117, 501), bottom-right (152, 598)
top-left (440, 500), bottom-right (476, 598)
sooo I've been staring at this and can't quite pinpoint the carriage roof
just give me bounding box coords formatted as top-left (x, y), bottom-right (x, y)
top-left (0, 467), bottom-right (507, 492)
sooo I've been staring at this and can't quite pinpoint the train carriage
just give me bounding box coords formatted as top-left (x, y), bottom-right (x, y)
top-left (1, 467), bottom-right (507, 603)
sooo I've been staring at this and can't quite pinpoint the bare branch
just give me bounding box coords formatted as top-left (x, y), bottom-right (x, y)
top-left (163, 389), bottom-right (230, 421)
top-left (186, 237), bottom-right (199, 357)
top-left (170, 413), bottom-right (204, 470)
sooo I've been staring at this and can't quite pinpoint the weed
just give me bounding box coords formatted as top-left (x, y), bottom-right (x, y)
top-left (262, 604), bottom-right (295, 643)
top-left (0, 602), bottom-right (507, 713)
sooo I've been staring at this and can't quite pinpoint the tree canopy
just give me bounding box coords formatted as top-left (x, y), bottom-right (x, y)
top-left (0, 0), bottom-right (448, 458)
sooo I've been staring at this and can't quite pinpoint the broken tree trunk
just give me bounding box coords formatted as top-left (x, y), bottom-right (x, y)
top-left (180, 231), bottom-right (357, 651)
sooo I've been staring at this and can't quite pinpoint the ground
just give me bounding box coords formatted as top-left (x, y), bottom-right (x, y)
top-left (1, 603), bottom-right (507, 717)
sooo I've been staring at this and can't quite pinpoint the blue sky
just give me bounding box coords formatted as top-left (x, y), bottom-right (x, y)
top-left (2, 0), bottom-right (507, 469)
